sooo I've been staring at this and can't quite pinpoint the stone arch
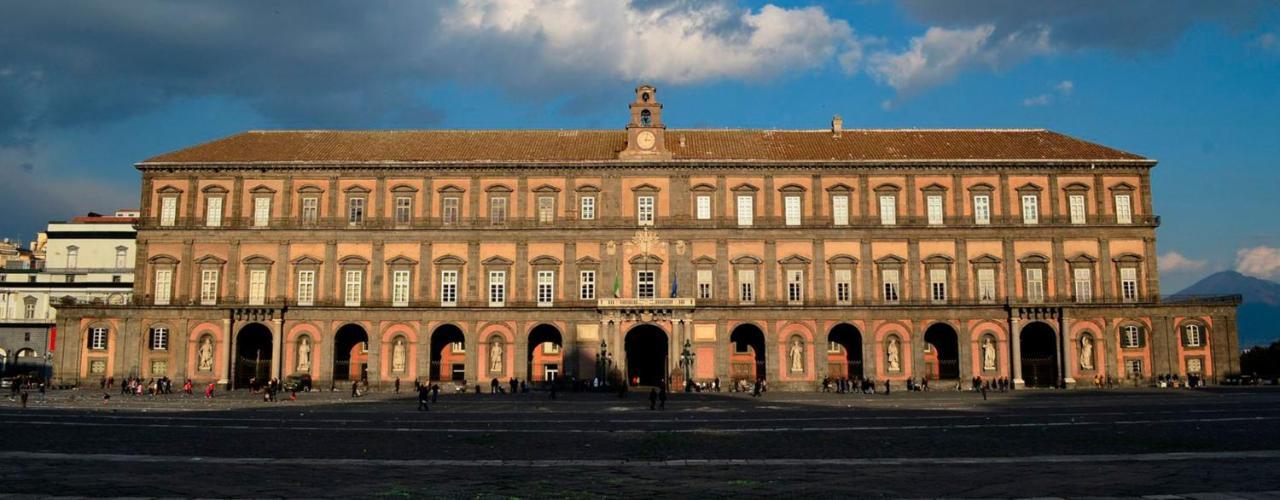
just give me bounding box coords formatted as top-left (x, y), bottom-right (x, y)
top-left (1019, 321), bottom-right (1059, 388)
top-left (429, 323), bottom-right (467, 382)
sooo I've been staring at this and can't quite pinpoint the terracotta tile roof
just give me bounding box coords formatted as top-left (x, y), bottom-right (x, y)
top-left (140, 129), bottom-right (1148, 165)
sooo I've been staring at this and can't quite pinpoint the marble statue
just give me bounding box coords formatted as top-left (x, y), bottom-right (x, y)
top-left (982, 337), bottom-right (997, 371)
top-left (392, 338), bottom-right (406, 373)
top-left (887, 337), bottom-right (901, 372)
top-left (297, 337), bottom-right (311, 372)
top-left (788, 338), bottom-right (804, 373)
top-left (1080, 336), bottom-right (1094, 370)
top-left (197, 337), bottom-right (214, 372)
top-left (490, 338), bottom-right (503, 373)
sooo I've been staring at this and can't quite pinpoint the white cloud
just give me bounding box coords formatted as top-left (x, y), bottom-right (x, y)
top-left (1236, 246), bottom-right (1280, 280)
top-left (1159, 251), bottom-right (1207, 273)
top-left (1021, 94), bottom-right (1050, 106)
top-left (1055, 80), bottom-right (1074, 95)
top-left (867, 23), bottom-right (1050, 100)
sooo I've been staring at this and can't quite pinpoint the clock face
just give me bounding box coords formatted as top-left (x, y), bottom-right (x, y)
top-left (636, 131), bottom-right (656, 150)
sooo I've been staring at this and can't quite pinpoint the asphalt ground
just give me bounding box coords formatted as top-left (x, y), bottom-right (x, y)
top-left (1, 386), bottom-right (1278, 498)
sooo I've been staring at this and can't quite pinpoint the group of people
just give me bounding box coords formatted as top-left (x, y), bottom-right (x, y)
top-left (6, 374), bottom-right (45, 407)
top-left (111, 376), bottom-right (179, 396)
top-left (488, 377), bottom-right (529, 394)
top-left (970, 376), bottom-right (1012, 393)
top-left (821, 376), bottom-right (898, 395)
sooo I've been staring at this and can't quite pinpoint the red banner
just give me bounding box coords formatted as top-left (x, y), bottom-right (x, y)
top-left (48, 326), bottom-right (57, 352)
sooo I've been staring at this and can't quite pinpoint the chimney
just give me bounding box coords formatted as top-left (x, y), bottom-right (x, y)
top-left (831, 114), bottom-right (843, 137)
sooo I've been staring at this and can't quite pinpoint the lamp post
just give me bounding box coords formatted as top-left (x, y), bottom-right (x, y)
top-left (680, 338), bottom-right (696, 392)
top-left (596, 339), bottom-right (611, 387)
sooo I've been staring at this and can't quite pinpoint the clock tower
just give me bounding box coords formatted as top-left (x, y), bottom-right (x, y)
top-left (619, 84), bottom-right (672, 161)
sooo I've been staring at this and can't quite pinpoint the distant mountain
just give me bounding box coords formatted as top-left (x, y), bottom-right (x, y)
top-left (1172, 271), bottom-right (1280, 348)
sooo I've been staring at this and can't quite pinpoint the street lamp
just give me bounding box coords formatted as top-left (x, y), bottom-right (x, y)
top-left (596, 339), bottom-right (611, 387)
top-left (680, 338), bottom-right (696, 392)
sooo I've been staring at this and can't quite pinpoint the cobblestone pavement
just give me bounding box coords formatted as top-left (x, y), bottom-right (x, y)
top-left (1, 387), bottom-right (1278, 498)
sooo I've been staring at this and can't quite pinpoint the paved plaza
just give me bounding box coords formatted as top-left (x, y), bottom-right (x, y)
top-left (1, 386), bottom-right (1279, 498)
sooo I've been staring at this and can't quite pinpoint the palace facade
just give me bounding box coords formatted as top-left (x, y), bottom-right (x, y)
top-left (54, 86), bottom-right (1240, 390)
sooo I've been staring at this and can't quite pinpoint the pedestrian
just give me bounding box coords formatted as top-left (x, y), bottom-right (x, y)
top-left (431, 383), bottom-right (440, 403)
top-left (20, 390), bottom-right (29, 408)
top-left (394, 377), bottom-right (401, 394)
top-left (351, 380), bottom-right (360, 398)
top-left (37, 382), bottom-right (45, 402)
top-left (491, 378), bottom-right (500, 394)
top-left (418, 384), bottom-right (431, 411)
top-left (658, 386), bottom-right (667, 410)
top-left (714, 377), bottom-right (720, 392)
top-left (981, 382), bottom-right (988, 401)
top-left (884, 380), bottom-right (891, 395)
top-left (751, 378), bottom-right (762, 397)
top-left (649, 388), bottom-right (657, 410)
top-left (205, 383), bottom-right (215, 398)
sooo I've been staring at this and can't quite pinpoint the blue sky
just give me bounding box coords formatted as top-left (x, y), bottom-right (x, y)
top-left (1, 1), bottom-right (1278, 291)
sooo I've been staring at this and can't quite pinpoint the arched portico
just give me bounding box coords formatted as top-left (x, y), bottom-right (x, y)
top-left (333, 324), bottom-right (369, 382)
top-left (923, 323), bottom-right (961, 380)
top-left (233, 323), bottom-right (272, 388)
top-left (827, 324), bottom-right (864, 379)
top-left (624, 324), bottom-right (668, 387)
top-left (429, 324), bottom-right (466, 382)
top-left (1020, 322), bottom-right (1059, 388)
top-left (527, 324), bottom-right (563, 383)
top-left (729, 323), bottom-right (767, 384)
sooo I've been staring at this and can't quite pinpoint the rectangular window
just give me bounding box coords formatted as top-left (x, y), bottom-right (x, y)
top-left (787, 269), bottom-right (804, 303)
top-left (253, 197), bottom-right (271, 227)
top-left (490, 197), bottom-right (507, 225)
top-left (834, 269), bottom-right (852, 304)
top-left (784, 195), bottom-right (802, 226)
top-left (24, 301), bottom-right (36, 319)
top-left (882, 269), bottom-right (900, 303)
top-left (977, 268), bottom-right (997, 303)
top-left (200, 269), bottom-right (219, 305)
top-left (344, 270), bottom-right (362, 307)
top-left (973, 195), bottom-right (991, 225)
top-left (301, 197), bottom-right (319, 223)
top-left (248, 269), bottom-right (268, 306)
top-left (1186, 358), bottom-right (1202, 374)
top-left (697, 269), bottom-right (713, 299)
top-left (636, 270), bottom-right (656, 299)
top-left (879, 195), bottom-right (896, 225)
top-left (737, 269), bottom-right (755, 304)
top-left (1073, 268), bottom-right (1092, 303)
top-left (442, 197), bottom-right (460, 225)
top-left (1185, 325), bottom-right (1202, 347)
top-left (1069, 194), bottom-right (1087, 225)
top-left (1120, 267), bottom-right (1139, 303)
top-left (930, 268), bottom-right (948, 303)
top-left (296, 270), bottom-right (315, 306)
top-left (1123, 325), bottom-right (1141, 348)
top-left (116, 248), bottom-right (128, 269)
top-left (90, 327), bottom-right (108, 350)
top-left (1115, 194), bottom-right (1132, 224)
top-left (637, 196), bottom-right (654, 226)
top-left (440, 270), bottom-right (458, 306)
top-left (347, 198), bottom-right (365, 225)
top-left (580, 270), bottom-right (596, 300)
top-left (1126, 359), bottom-right (1143, 377)
top-left (1026, 268), bottom-right (1045, 303)
top-left (537, 270), bottom-right (554, 306)
top-left (392, 270), bottom-right (411, 307)
top-left (832, 195), bottom-right (849, 226)
top-left (154, 269), bottom-right (172, 305)
top-left (927, 195), bottom-right (944, 225)
top-left (205, 197), bottom-right (223, 227)
top-left (538, 196), bottom-right (555, 224)
top-left (160, 197), bottom-right (177, 227)
top-left (67, 247), bottom-right (78, 269)
top-left (1021, 195), bottom-right (1039, 224)
top-left (395, 196), bottom-right (413, 224)
top-left (695, 195), bottom-right (711, 220)
top-left (736, 195), bottom-right (753, 226)
top-left (150, 360), bottom-right (168, 376)
top-left (489, 270), bottom-right (506, 307)
top-left (151, 328), bottom-right (168, 351)
top-left (580, 195), bottom-right (595, 220)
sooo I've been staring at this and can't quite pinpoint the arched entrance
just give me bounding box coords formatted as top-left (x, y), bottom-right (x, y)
top-left (625, 324), bottom-right (668, 387)
top-left (234, 323), bottom-right (272, 388)
top-left (0, 348), bottom-right (7, 376)
top-left (527, 324), bottom-right (563, 384)
top-left (1020, 322), bottom-right (1059, 387)
top-left (729, 324), bottom-right (767, 384)
top-left (333, 324), bottom-right (369, 382)
top-left (430, 324), bottom-right (466, 382)
top-left (923, 323), bottom-right (960, 380)
top-left (827, 324), bottom-right (864, 379)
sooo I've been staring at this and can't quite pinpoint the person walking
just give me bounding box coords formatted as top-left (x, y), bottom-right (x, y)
top-left (205, 382), bottom-right (215, 398)
top-left (19, 389), bottom-right (29, 408)
top-left (431, 383), bottom-right (440, 403)
top-left (751, 378), bottom-right (762, 398)
top-left (394, 377), bottom-right (401, 394)
top-left (418, 384), bottom-right (431, 411)
top-left (884, 380), bottom-right (891, 395)
top-left (648, 388), bottom-right (658, 410)
top-left (351, 380), bottom-right (360, 398)
top-left (658, 386), bottom-right (667, 410)
top-left (981, 381), bottom-right (989, 401)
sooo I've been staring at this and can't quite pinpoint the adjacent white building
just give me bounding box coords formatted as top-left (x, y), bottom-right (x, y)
top-left (0, 210), bottom-right (136, 377)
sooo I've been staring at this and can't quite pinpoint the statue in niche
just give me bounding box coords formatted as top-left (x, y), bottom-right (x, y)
top-left (297, 337), bottom-right (311, 372)
top-left (788, 338), bottom-right (804, 373)
top-left (392, 338), bottom-right (406, 373)
top-left (490, 338), bottom-right (504, 373)
top-left (1080, 336), bottom-right (1094, 370)
top-left (887, 337), bottom-right (901, 372)
top-left (982, 337), bottom-right (997, 371)
top-left (197, 337), bottom-right (215, 372)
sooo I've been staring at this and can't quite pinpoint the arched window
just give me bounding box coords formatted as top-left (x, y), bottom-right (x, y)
top-left (88, 327), bottom-right (109, 350)
top-left (66, 246), bottom-right (79, 269)
top-left (149, 326), bottom-right (169, 351)
top-left (23, 296), bottom-right (37, 319)
top-left (1181, 323), bottom-right (1204, 348)
top-left (1120, 324), bottom-right (1146, 349)
top-left (640, 109), bottom-right (652, 126)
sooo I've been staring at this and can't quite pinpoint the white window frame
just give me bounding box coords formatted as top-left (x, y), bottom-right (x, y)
top-left (832, 195), bottom-right (849, 226)
top-left (301, 197), bottom-right (319, 224)
top-left (490, 197), bottom-right (507, 225)
top-left (1186, 358), bottom-right (1202, 374)
top-left (252, 197), bottom-right (272, 228)
top-left (488, 270), bottom-right (506, 307)
top-left (440, 270), bottom-right (458, 306)
top-left (537, 196), bottom-right (555, 224)
top-left (696, 269), bottom-right (713, 300)
top-left (1021, 195), bottom-right (1039, 224)
top-left (205, 196), bottom-right (223, 227)
top-left (737, 269), bottom-right (755, 304)
top-left (296, 270), bottom-right (315, 306)
top-left (160, 196), bottom-right (178, 227)
top-left (1126, 359), bottom-right (1143, 377)
top-left (24, 300), bottom-right (37, 319)
top-left (66, 246), bottom-right (78, 269)
top-left (150, 327), bottom-right (169, 351)
top-left (879, 195), bottom-right (896, 225)
top-left (834, 269), bottom-right (852, 305)
top-left (1026, 268), bottom-right (1045, 303)
top-left (1122, 325), bottom-right (1141, 349)
top-left (695, 195), bottom-right (711, 220)
top-left (1185, 324), bottom-right (1202, 348)
top-left (580, 195), bottom-right (595, 221)
top-left (248, 269), bottom-right (268, 306)
top-left (394, 196), bottom-right (413, 224)
top-left (1120, 267), bottom-right (1139, 303)
top-left (882, 269), bottom-right (900, 304)
top-left (442, 197), bottom-right (460, 225)
top-left (1073, 267), bottom-right (1092, 303)
top-left (977, 268), bottom-right (996, 303)
top-left (930, 268), bottom-right (947, 303)
top-left (973, 195), bottom-right (991, 225)
top-left (344, 270), bottom-right (362, 307)
top-left (637, 196), bottom-right (655, 226)
top-left (200, 269), bottom-right (219, 305)
top-left (154, 269), bottom-right (173, 305)
top-left (786, 269), bottom-right (804, 304)
top-left (736, 195), bottom-right (753, 227)
top-left (1115, 194), bottom-right (1132, 224)
top-left (926, 195), bottom-right (944, 225)
top-left (537, 270), bottom-right (554, 307)
top-left (347, 198), bottom-right (365, 226)
top-left (115, 248), bottom-right (129, 269)
top-left (784, 195), bottom-right (802, 226)
top-left (89, 327), bottom-right (108, 350)
top-left (392, 269), bottom-right (411, 307)
top-left (636, 270), bottom-right (656, 299)
top-left (1069, 194), bottom-right (1087, 225)
top-left (579, 270), bottom-right (596, 300)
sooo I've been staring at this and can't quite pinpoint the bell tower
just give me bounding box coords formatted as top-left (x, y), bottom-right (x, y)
top-left (619, 84), bottom-right (672, 161)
